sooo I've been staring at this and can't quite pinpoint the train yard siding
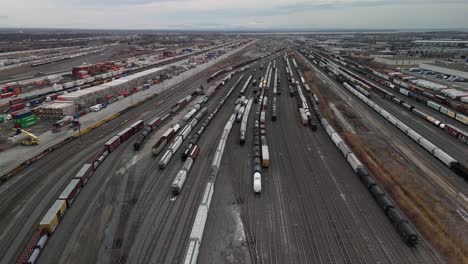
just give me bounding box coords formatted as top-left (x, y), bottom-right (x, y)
top-left (2, 41), bottom-right (464, 264)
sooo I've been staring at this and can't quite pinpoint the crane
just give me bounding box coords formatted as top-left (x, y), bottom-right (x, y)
top-left (16, 128), bottom-right (39, 146)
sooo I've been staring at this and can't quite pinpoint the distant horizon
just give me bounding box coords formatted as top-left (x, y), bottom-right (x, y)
top-left (0, 27), bottom-right (467, 34)
top-left (1, 0), bottom-right (467, 31)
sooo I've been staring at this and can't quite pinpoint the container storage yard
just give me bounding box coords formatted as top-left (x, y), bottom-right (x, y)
top-left (0, 25), bottom-right (467, 264)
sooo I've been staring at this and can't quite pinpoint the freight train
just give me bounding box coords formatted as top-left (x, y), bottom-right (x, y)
top-left (17, 119), bottom-right (145, 264)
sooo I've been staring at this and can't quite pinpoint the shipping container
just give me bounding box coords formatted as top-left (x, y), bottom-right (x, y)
top-left (39, 200), bottom-right (67, 234)
top-left (0, 92), bottom-right (15, 98)
top-left (10, 102), bottom-right (26, 111)
top-left (74, 163), bottom-right (93, 186)
top-left (261, 145), bottom-right (270, 167)
top-left (104, 136), bottom-right (121, 153)
top-left (117, 127), bottom-right (133, 142)
top-left (58, 179), bottom-right (82, 207)
top-left (9, 98), bottom-right (24, 105)
top-left (148, 116), bottom-right (162, 130)
top-left (130, 120), bottom-right (144, 134)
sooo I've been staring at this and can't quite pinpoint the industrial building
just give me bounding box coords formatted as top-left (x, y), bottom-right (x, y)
top-left (413, 40), bottom-right (468, 47)
top-left (373, 55), bottom-right (435, 66)
top-left (419, 62), bottom-right (468, 79)
top-left (57, 66), bottom-right (168, 108)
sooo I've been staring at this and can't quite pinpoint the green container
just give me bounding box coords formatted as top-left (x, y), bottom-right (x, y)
top-left (21, 119), bottom-right (37, 128)
top-left (0, 116), bottom-right (4, 123)
top-left (19, 115), bottom-right (37, 124)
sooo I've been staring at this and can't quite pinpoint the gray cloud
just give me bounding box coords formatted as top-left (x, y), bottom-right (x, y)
top-left (0, 0), bottom-right (466, 30)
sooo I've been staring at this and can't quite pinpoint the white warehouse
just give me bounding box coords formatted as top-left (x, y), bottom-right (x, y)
top-left (419, 62), bottom-right (468, 79)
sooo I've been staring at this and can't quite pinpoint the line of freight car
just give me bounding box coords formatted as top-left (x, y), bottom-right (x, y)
top-left (368, 72), bottom-right (468, 126)
top-left (155, 70), bottom-right (236, 157)
top-left (306, 89), bottom-right (419, 247)
top-left (152, 124), bottom-right (181, 156)
top-left (305, 50), bottom-right (468, 142)
top-left (182, 111), bottom-right (238, 264)
top-left (333, 56), bottom-right (468, 126)
top-left (18, 119), bottom-right (144, 264)
top-left (158, 106), bottom-right (207, 169)
top-left (252, 100), bottom-right (264, 193)
top-left (364, 65), bottom-right (468, 115)
top-left (133, 113), bottom-right (170, 150)
top-left (346, 76), bottom-right (468, 145)
top-left (171, 145), bottom-right (200, 195)
top-left (175, 77), bottom-right (243, 195)
top-left (341, 76), bottom-right (468, 181)
top-left (302, 49), bottom-right (468, 179)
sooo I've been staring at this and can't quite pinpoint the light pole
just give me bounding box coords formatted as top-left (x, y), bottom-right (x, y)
top-left (74, 103), bottom-right (82, 144)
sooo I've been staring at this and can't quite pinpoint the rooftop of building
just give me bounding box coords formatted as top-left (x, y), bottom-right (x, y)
top-left (422, 61), bottom-right (468, 72)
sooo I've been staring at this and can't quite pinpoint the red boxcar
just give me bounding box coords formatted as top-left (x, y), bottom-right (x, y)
top-left (74, 163), bottom-right (94, 186)
top-left (1, 92), bottom-right (15, 98)
top-left (117, 127), bottom-right (133, 142)
top-left (105, 136), bottom-right (121, 153)
top-left (148, 117), bottom-right (162, 130)
top-left (130, 120), bottom-right (144, 134)
top-left (10, 103), bottom-right (26, 111)
top-left (9, 98), bottom-right (23, 105)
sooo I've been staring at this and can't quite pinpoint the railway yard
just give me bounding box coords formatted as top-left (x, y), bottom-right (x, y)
top-left (0, 33), bottom-right (467, 264)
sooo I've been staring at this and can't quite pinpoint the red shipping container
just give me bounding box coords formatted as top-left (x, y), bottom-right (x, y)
top-left (130, 120), bottom-right (144, 134)
top-left (1, 92), bottom-right (15, 98)
top-left (104, 136), bottom-right (121, 153)
top-left (9, 98), bottom-right (24, 105)
top-left (117, 127), bottom-right (133, 142)
top-left (148, 117), bottom-right (162, 130)
top-left (74, 163), bottom-right (94, 186)
top-left (10, 103), bottom-right (26, 111)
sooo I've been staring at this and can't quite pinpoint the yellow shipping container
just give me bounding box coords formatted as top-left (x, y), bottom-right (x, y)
top-left (40, 200), bottom-right (67, 234)
top-left (447, 110), bottom-right (456, 118)
top-left (426, 116), bottom-right (436, 124)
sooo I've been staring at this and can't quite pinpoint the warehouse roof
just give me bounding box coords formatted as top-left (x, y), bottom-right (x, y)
top-left (413, 40), bottom-right (468, 44)
top-left (57, 66), bottom-right (167, 101)
top-left (423, 62), bottom-right (468, 72)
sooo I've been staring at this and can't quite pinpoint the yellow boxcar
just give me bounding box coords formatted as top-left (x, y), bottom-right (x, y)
top-left (447, 110), bottom-right (456, 118)
top-left (39, 200), bottom-right (67, 234)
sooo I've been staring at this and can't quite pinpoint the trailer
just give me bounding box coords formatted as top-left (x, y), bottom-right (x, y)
top-left (58, 179), bottom-right (82, 207)
top-left (39, 200), bottom-right (67, 234)
top-left (74, 163), bottom-right (93, 186)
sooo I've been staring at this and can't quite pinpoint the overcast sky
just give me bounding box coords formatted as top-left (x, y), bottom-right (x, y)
top-left (0, 0), bottom-right (467, 30)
